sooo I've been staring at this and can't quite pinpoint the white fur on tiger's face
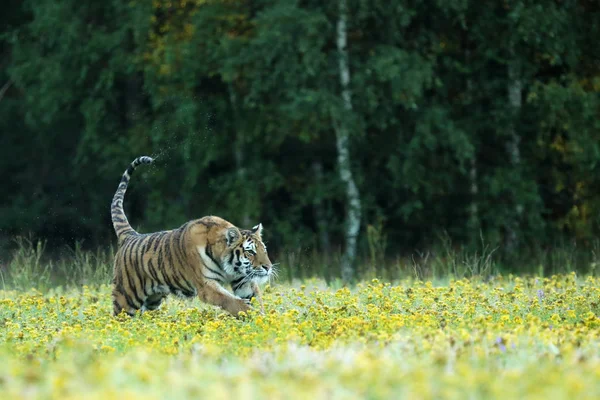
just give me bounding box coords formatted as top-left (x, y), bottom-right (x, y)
top-left (226, 224), bottom-right (274, 301)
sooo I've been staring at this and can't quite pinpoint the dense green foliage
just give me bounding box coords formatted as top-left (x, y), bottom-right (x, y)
top-left (1, 0), bottom-right (599, 269)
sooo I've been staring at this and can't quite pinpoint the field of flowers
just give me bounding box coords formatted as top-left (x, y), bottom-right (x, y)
top-left (1, 273), bottom-right (599, 399)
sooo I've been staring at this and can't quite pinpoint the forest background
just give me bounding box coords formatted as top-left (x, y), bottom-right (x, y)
top-left (1, 0), bottom-right (599, 282)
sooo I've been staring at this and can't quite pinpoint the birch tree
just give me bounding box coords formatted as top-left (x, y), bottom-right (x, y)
top-left (335, 0), bottom-right (362, 282)
top-left (228, 84), bottom-right (251, 228)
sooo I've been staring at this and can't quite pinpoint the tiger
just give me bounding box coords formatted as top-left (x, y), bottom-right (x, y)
top-left (110, 155), bottom-right (274, 317)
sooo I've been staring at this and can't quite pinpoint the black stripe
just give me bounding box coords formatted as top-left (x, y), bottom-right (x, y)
top-left (204, 245), bottom-right (226, 279)
top-left (165, 236), bottom-right (193, 293)
top-left (139, 234), bottom-right (151, 254)
top-left (205, 244), bottom-right (221, 267)
top-left (140, 277), bottom-right (150, 297)
top-left (171, 231), bottom-right (185, 265)
top-left (125, 270), bottom-right (143, 307)
top-left (153, 232), bottom-right (167, 252)
top-left (231, 276), bottom-right (245, 286)
top-left (127, 237), bottom-right (137, 272)
top-left (113, 272), bottom-right (123, 290)
top-left (205, 265), bottom-right (226, 280)
top-left (157, 243), bottom-right (177, 292)
top-left (142, 234), bottom-right (154, 252)
top-left (114, 223), bottom-right (130, 232)
top-left (170, 251), bottom-right (192, 289)
top-left (197, 219), bottom-right (218, 228)
top-left (126, 239), bottom-right (145, 306)
top-left (123, 288), bottom-right (140, 309)
top-left (163, 239), bottom-right (179, 283)
top-left (145, 233), bottom-right (160, 253)
top-left (172, 232), bottom-right (194, 288)
top-left (233, 280), bottom-right (247, 291)
top-left (147, 259), bottom-right (161, 283)
top-left (120, 230), bottom-right (134, 239)
top-left (115, 224), bottom-right (132, 237)
top-left (130, 238), bottom-right (149, 298)
top-left (202, 274), bottom-right (224, 285)
top-left (119, 239), bottom-right (133, 263)
top-left (178, 229), bottom-right (189, 262)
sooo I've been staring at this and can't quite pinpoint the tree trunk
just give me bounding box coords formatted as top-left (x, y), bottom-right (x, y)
top-left (335, 0), bottom-right (362, 283)
top-left (228, 84), bottom-right (251, 228)
top-left (505, 61), bottom-right (523, 252)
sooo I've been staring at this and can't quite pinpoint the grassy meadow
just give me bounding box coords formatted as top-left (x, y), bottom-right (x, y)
top-left (1, 241), bottom-right (600, 399)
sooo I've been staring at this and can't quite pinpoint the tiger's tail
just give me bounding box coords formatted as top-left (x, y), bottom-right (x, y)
top-left (111, 156), bottom-right (154, 241)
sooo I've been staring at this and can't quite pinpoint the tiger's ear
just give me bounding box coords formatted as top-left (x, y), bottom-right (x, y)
top-left (251, 223), bottom-right (263, 237)
top-left (226, 227), bottom-right (241, 246)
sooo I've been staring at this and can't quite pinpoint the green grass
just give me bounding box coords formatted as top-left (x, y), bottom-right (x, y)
top-left (3, 233), bottom-right (598, 292)
top-left (0, 237), bottom-right (599, 398)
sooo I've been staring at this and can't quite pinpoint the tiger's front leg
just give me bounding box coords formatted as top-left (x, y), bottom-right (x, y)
top-left (233, 281), bottom-right (265, 315)
top-left (198, 280), bottom-right (253, 317)
top-left (250, 281), bottom-right (265, 315)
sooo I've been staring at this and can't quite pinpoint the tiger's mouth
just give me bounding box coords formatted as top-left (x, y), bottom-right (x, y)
top-left (241, 264), bottom-right (275, 285)
top-left (257, 268), bottom-right (270, 276)
top-left (247, 264), bottom-right (272, 277)
top-left (253, 273), bottom-right (270, 285)
top-left (250, 266), bottom-right (272, 281)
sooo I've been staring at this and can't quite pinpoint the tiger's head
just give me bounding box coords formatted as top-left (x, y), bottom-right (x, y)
top-left (224, 223), bottom-right (273, 284)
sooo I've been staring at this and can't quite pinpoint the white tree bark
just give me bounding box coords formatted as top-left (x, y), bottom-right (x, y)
top-left (505, 61), bottom-right (523, 252)
top-left (228, 84), bottom-right (250, 228)
top-left (335, 0), bottom-right (362, 282)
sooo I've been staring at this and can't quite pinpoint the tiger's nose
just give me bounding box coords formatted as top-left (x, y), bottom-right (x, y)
top-left (262, 265), bottom-right (271, 272)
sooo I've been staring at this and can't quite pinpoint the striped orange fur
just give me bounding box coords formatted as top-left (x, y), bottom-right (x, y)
top-left (110, 156), bottom-right (273, 317)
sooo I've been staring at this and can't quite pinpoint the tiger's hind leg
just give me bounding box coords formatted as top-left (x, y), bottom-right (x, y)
top-left (142, 293), bottom-right (166, 312)
top-left (140, 285), bottom-right (170, 313)
top-left (112, 286), bottom-right (140, 317)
